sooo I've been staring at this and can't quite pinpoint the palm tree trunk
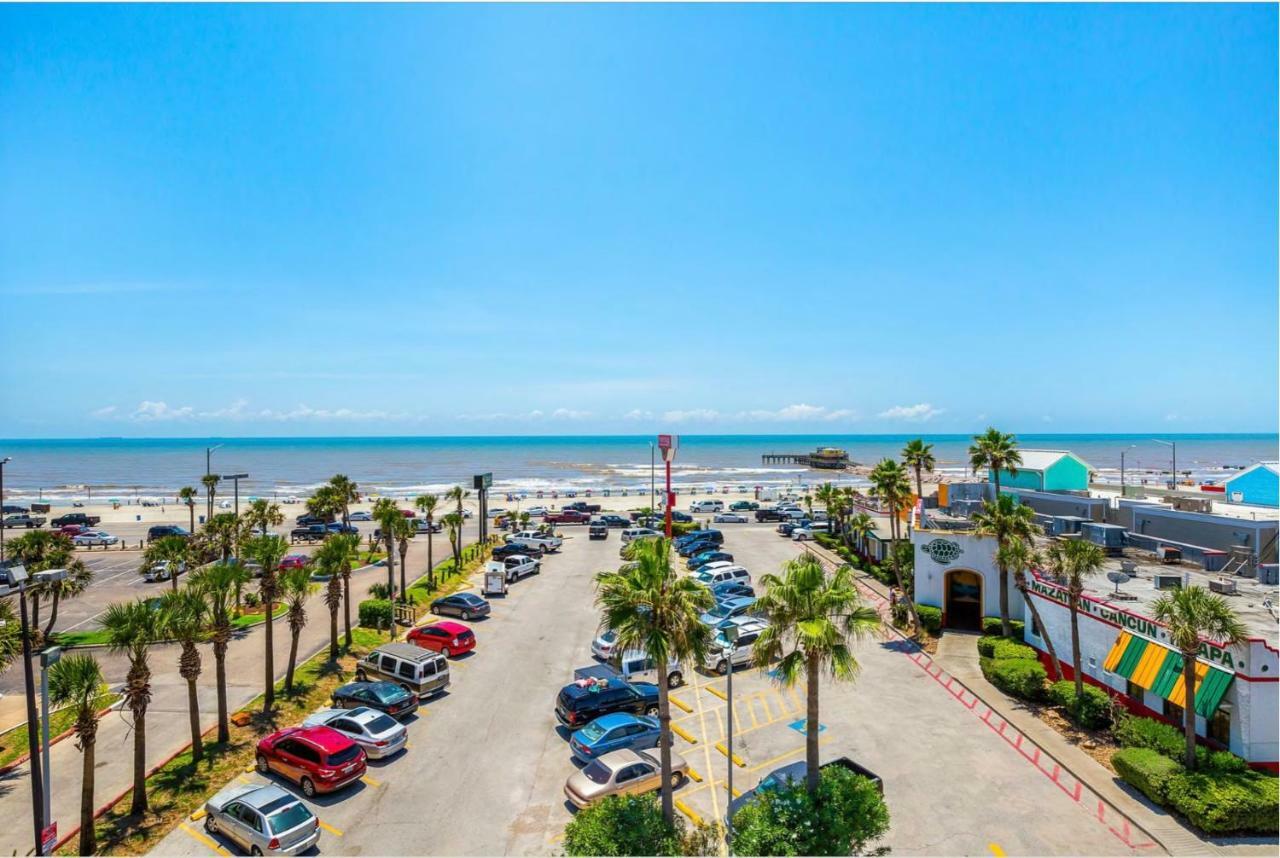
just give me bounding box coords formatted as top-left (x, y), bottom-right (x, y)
top-left (1070, 596), bottom-right (1084, 699)
top-left (43, 590), bottom-right (60, 638)
top-left (285, 626), bottom-right (301, 694)
top-left (171, 572), bottom-right (179, 593)
top-left (805, 652), bottom-right (821, 794)
top-left (263, 581), bottom-right (276, 713)
top-left (329, 603), bottom-right (339, 662)
top-left (188, 503), bottom-right (195, 533)
top-left (342, 572), bottom-right (353, 648)
top-left (889, 515), bottom-right (923, 636)
top-left (427, 531), bottom-right (435, 590)
top-left (130, 707), bottom-right (148, 814)
top-left (187, 675), bottom-right (203, 763)
top-left (1183, 653), bottom-right (1198, 769)
top-left (998, 563), bottom-right (1012, 637)
top-left (399, 545), bottom-right (408, 598)
top-left (79, 736), bottom-right (96, 855)
top-left (385, 537), bottom-right (396, 601)
top-left (1017, 578), bottom-right (1062, 680)
top-left (215, 638), bottom-right (230, 743)
top-left (915, 466), bottom-right (924, 504)
top-left (655, 668), bottom-right (675, 825)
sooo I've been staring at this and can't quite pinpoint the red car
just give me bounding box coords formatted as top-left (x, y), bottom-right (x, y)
top-left (256, 726), bottom-right (366, 797)
top-left (59, 524), bottom-right (88, 537)
top-left (407, 621), bottom-right (476, 657)
top-left (400, 509), bottom-right (416, 518)
top-left (279, 554), bottom-right (309, 570)
top-left (545, 510), bottom-right (591, 524)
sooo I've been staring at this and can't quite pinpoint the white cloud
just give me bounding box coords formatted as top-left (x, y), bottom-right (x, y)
top-left (258, 404), bottom-right (392, 422)
top-left (551, 408), bottom-right (592, 420)
top-left (131, 401), bottom-right (195, 421)
top-left (739, 404), bottom-right (857, 422)
top-left (89, 405), bottom-right (118, 418)
top-left (199, 399), bottom-right (250, 419)
top-left (663, 409), bottom-right (721, 423)
top-left (877, 403), bottom-right (944, 423)
top-left (623, 409), bottom-right (653, 421)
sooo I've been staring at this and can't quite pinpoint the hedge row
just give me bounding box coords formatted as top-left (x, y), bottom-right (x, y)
top-left (914, 604), bottom-right (941, 635)
top-left (358, 598), bottom-right (393, 629)
top-left (980, 656), bottom-right (1046, 700)
top-left (1113, 744), bottom-right (1277, 834)
top-left (1116, 715), bottom-right (1248, 773)
top-left (1113, 748), bottom-right (1182, 804)
top-left (982, 616), bottom-right (1025, 638)
top-left (1047, 680), bottom-right (1112, 729)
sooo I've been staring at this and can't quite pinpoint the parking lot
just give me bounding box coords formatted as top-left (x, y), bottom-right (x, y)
top-left (149, 522), bottom-right (1145, 857)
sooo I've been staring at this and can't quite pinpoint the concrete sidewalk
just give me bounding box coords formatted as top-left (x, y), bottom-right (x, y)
top-left (0, 532), bottom-right (475, 856)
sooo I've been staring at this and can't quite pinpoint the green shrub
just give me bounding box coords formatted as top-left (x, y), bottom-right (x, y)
top-left (982, 616), bottom-right (1026, 638)
top-left (976, 635), bottom-right (1001, 658)
top-left (1115, 715), bottom-right (1186, 760)
top-left (1047, 680), bottom-right (1113, 729)
top-left (914, 604), bottom-right (942, 634)
top-left (1113, 747), bottom-right (1182, 804)
top-left (562, 794), bottom-right (684, 856)
top-left (980, 657), bottom-right (1046, 700)
top-left (1166, 771), bottom-right (1279, 835)
top-left (990, 638), bottom-right (1038, 661)
top-left (730, 765), bottom-right (889, 856)
top-left (357, 598), bottom-right (392, 629)
top-left (368, 582), bottom-right (392, 600)
top-left (1206, 751), bottom-right (1249, 774)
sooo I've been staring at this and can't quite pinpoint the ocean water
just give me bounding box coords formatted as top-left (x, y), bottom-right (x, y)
top-left (0, 434), bottom-right (1275, 503)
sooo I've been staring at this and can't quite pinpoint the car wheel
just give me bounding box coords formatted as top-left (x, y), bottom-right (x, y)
top-left (440, 647), bottom-right (450, 658)
top-left (255, 754), bottom-right (270, 774)
top-left (301, 777), bottom-right (316, 798)
top-left (716, 659), bottom-right (728, 676)
top-left (668, 671), bottom-right (684, 688)
top-left (251, 847), bottom-right (263, 857)
top-left (670, 771), bottom-right (685, 789)
top-left (204, 815), bottom-right (217, 835)
top-left (644, 704), bottom-right (659, 717)
top-left (355, 669), bottom-right (367, 682)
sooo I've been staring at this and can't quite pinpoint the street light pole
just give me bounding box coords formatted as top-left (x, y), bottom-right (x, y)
top-left (39, 647), bottom-right (61, 841)
top-left (725, 626), bottom-right (739, 851)
top-left (1, 456), bottom-right (10, 565)
top-left (1154, 440), bottom-right (1177, 490)
top-left (649, 443), bottom-right (655, 516)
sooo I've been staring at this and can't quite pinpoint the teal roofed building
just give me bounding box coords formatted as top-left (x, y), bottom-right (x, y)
top-left (1223, 461), bottom-right (1279, 508)
top-left (991, 449), bottom-right (1093, 493)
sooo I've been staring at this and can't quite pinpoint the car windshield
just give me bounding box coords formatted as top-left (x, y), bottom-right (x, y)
top-left (599, 630), bottom-right (616, 643)
top-left (365, 714), bottom-right (397, 733)
top-left (327, 745), bottom-right (361, 765)
top-left (582, 760), bottom-right (613, 784)
top-left (267, 803), bottom-right (313, 834)
top-left (373, 684), bottom-right (407, 703)
top-left (707, 604), bottom-right (732, 619)
top-left (460, 595), bottom-right (484, 605)
top-left (580, 721), bottom-right (609, 742)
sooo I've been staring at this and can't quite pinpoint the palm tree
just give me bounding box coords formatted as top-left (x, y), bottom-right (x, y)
top-left (393, 514), bottom-right (414, 600)
top-left (101, 599), bottom-right (156, 815)
top-left (372, 498), bottom-right (401, 600)
top-left (415, 494), bottom-right (440, 590)
top-left (202, 473), bottom-right (220, 522)
top-left (242, 535), bottom-right (288, 713)
top-left (203, 512), bottom-right (240, 563)
top-left (1151, 586), bottom-right (1247, 769)
top-left (47, 653), bottom-right (105, 856)
top-left (312, 537), bottom-right (349, 661)
top-left (143, 534), bottom-right (191, 593)
top-left (321, 533), bottom-right (360, 650)
top-left (8, 530), bottom-right (77, 636)
top-left (0, 598), bottom-right (21, 671)
top-left (1047, 539), bottom-right (1106, 701)
top-left (753, 554), bottom-right (881, 794)
top-left (158, 588), bottom-right (209, 762)
top-left (177, 485), bottom-right (198, 532)
top-left (846, 512), bottom-right (875, 558)
top-left (968, 427), bottom-right (1022, 501)
top-left (243, 498), bottom-right (284, 542)
top-left (869, 458), bottom-right (922, 636)
top-left (279, 565), bottom-right (318, 694)
top-left (996, 538), bottom-right (1062, 681)
top-left (188, 562), bottom-right (250, 742)
top-left (441, 512), bottom-right (463, 572)
top-left (902, 438), bottom-right (936, 503)
top-left (306, 485), bottom-right (344, 524)
top-left (328, 474), bottom-right (360, 529)
top-left (446, 485), bottom-right (470, 525)
top-left (41, 557), bottom-right (92, 638)
top-left (594, 537), bottom-right (714, 825)
top-left (972, 494), bottom-right (1040, 638)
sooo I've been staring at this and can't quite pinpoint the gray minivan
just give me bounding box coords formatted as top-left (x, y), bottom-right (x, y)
top-left (356, 643), bottom-right (450, 700)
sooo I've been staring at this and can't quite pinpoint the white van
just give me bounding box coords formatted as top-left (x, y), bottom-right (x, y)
top-left (689, 500), bottom-right (724, 513)
top-left (621, 527), bottom-right (659, 545)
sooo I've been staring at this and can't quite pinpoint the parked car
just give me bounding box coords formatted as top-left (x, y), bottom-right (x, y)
top-left (563, 748), bottom-right (688, 808)
top-left (58, 524), bottom-right (89, 537)
top-left (143, 560), bottom-right (185, 582)
top-left (699, 596), bottom-right (759, 629)
top-left (598, 514), bottom-right (630, 528)
top-left (332, 680), bottom-right (420, 719)
top-left (2, 504), bottom-right (30, 514)
top-left (688, 550), bottom-right (734, 570)
top-left (302, 706), bottom-right (407, 760)
top-left (754, 508), bottom-right (787, 522)
top-left (564, 501), bottom-right (602, 514)
top-left (72, 530), bottom-right (118, 546)
top-left (495, 554), bottom-right (540, 582)
top-left (2, 514), bottom-right (45, 528)
top-left (555, 677), bottom-right (660, 729)
top-left (726, 757), bottom-right (882, 824)
top-left (430, 592), bottom-right (491, 621)
top-left (493, 541), bottom-right (543, 560)
top-left (325, 522), bottom-right (360, 535)
top-left (204, 783), bottom-right (321, 855)
top-left (588, 523), bottom-right (609, 540)
top-left (506, 530), bottom-right (563, 552)
top-left (713, 512), bottom-right (748, 523)
top-left (729, 500), bottom-right (759, 511)
top-left (693, 565), bottom-right (751, 587)
top-left (702, 619), bottom-right (768, 675)
top-left (776, 521), bottom-right (803, 537)
top-left (591, 629), bottom-right (619, 661)
top-left (569, 713), bottom-right (661, 763)
top-left (413, 518), bottom-right (442, 534)
top-left (602, 650), bottom-right (686, 688)
top-left (620, 527), bottom-right (659, 545)
top-left (294, 513), bottom-right (324, 526)
top-left (689, 500), bottom-right (725, 513)
top-left (668, 510), bottom-right (694, 523)
top-left (255, 726), bottom-right (367, 797)
top-left (146, 524), bottom-right (190, 542)
top-left (545, 509), bottom-right (591, 525)
top-left (354, 642), bottom-right (449, 700)
top-left (290, 524), bottom-right (329, 543)
top-left (525, 506), bottom-right (548, 517)
top-left (677, 537), bottom-right (724, 557)
top-left (711, 580), bottom-right (755, 602)
top-left (50, 512), bottom-right (100, 528)
top-left (674, 529), bottom-right (722, 548)
top-left (348, 511), bottom-right (372, 521)
top-left (407, 621), bottom-right (476, 657)
top-left (279, 554), bottom-right (309, 570)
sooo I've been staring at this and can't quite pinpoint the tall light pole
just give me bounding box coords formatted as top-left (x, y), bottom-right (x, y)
top-left (1119, 444), bottom-right (1136, 496)
top-left (1154, 439), bottom-right (1177, 490)
top-left (222, 473), bottom-right (248, 560)
top-left (649, 443), bottom-right (656, 515)
top-left (1, 456), bottom-right (11, 565)
top-left (39, 646), bottom-right (61, 844)
top-left (724, 624), bottom-right (740, 851)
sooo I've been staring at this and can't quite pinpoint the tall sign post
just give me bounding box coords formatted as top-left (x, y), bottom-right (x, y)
top-left (658, 435), bottom-right (678, 538)
top-left (473, 473), bottom-right (493, 543)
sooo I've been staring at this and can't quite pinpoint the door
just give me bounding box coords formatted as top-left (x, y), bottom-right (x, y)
top-left (945, 570), bottom-right (983, 630)
top-left (221, 802), bottom-right (251, 850)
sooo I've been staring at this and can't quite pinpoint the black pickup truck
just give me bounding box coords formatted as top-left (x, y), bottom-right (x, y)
top-left (754, 508), bottom-right (787, 522)
top-left (290, 524), bottom-right (329, 543)
top-left (564, 501), bottom-right (602, 515)
top-left (51, 512), bottom-right (101, 528)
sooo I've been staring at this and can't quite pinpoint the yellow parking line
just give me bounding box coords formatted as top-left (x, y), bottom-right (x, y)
top-left (669, 694), bottom-right (693, 713)
top-left (705, 685), bottom-right (728, 701)
top-left (748, 699), bottom-right (760, 728)
top-left (361, 775), bottom-right (382, 788)
top-left (320, 821), bottom-right (344, 837)
top-left (988, 845), bottom-right (1005, 857)
top-left (714, 741), bottom-right (747, 767)
top-left (721, 781), bottom-right (743, 798)
top-left (179, 822), bottom-right (230, 856)
top-left (671, 723), bottom-right (698, 744)
top-left (687, 766), bottom-right (703, 783)
top-left (674, 799), bottom-right (704, 827)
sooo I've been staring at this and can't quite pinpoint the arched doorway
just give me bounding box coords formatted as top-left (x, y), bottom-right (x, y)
top-left (944, 569), bottom-right (983, 631)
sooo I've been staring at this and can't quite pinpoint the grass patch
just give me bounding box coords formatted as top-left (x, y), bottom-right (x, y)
top-left (230, 604), bottom-right (287, 630)
top-left (50, 606), bottom-right (287, 650)
top-left (0, 690), bottom-right (119, 769)
top-left (64, 628), bottom-right (383, 857)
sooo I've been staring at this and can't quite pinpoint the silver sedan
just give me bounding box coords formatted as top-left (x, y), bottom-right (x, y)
top-left (204, 783), bottom-right (320, 855)
top-left (303, 706), bottom-right (407, 759)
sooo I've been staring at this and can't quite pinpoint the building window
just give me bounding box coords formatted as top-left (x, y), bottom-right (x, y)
top-left (1029, 615), bottom-right (1041, 639)
top-left (1163, 698), bottom-right (1185, 726)
top-left (1126, 680), bottom-right (1144, 706)
top-left (1209, 708), bottom-right (1231, 746)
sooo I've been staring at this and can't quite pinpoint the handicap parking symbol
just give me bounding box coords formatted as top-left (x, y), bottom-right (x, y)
top-left (789, 719), bottom-right (826, 735)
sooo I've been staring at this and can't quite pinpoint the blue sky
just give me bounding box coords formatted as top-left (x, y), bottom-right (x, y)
top-left (1, 4), bottom-right (1275, 438)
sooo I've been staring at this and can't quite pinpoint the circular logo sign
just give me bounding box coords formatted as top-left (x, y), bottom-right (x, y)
top-left (923, 539), bottom-right (963, 565)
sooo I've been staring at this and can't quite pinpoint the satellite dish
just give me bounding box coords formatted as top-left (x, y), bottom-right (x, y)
top-left (1106, 570), bottom-right (1130, 594)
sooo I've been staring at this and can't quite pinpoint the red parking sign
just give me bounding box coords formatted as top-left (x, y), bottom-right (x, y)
top-left (41, 823), bottom-right (56, 854)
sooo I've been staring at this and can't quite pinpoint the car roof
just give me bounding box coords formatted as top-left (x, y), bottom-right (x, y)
top-left (429, 621), bottom-right (469, 634)
top-left (589, 712), bottom-right (639, 731)
top-left (275, 725), bottom-right (353, 753)
top-left (239, 784), bottom-right (295, 810)
top-left (723, 596), bottom-right (756, 608)
top-left (596, 747), bottom-right (645, 768)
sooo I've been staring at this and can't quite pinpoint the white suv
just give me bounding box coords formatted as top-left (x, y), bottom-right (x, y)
top-left (703, 619), bottom-right (768, 674)
top-left (690, 500), bottom-right (724, 513)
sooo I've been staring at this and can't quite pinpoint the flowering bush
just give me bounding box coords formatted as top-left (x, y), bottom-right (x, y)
top-left (730, 765), bottom-right (889, 856)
